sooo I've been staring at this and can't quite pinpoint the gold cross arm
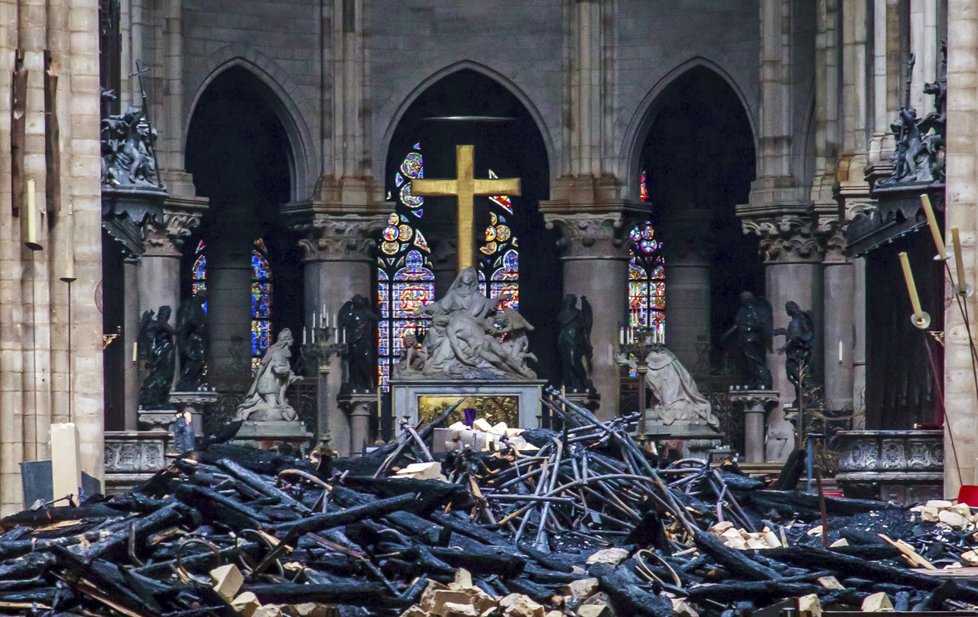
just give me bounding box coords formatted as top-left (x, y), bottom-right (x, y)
top-left (411, 145), bottom-right (521, 271)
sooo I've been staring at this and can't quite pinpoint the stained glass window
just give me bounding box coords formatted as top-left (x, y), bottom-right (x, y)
top-left (378, 144), bottom-right (434, 390)
top-left (190, 238), bottom-right (272, 375)
top-left (479, 175), bottom-right (520, 310)
top-left (251, 240), bottom-right (273, 374)
top-left (629, 171), bottom-right (665, 335)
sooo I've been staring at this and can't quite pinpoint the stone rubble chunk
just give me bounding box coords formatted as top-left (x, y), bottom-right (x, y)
top-left (442, 602), bottom-right (479, 617)
top-left (498, 593), bottom-right (544, 617)
top-left (210, 563), bottom-right (244, 602)
top-left (861, 592), bottom-right (893, 612)
top-left (671, 598), bottom-right (700, 617)
top-left (798, 593), bottom-right (822, 617)
top-left (567, 577), bottom-right (599, 601)
top-left (231, 592), bottom-right (262, 617)
top-left (394, 461), bottom-right (448, 482)
top-left (585, 547), bottom-right (630, 566)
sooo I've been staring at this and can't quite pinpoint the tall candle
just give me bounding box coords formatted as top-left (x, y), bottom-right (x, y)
top-left (303, 327), bottom-right (307, 345)
top-left (838, 340), bottom-right (843, 363)
top-left (334, 327), bottom-right (339, 344)
top-left (920, 194), bottom-right (948, 259)
top-left (952, 226), bottom-right (968, 295)
top-left (132, 341), bottom-right (138, 363)
top-left (898, 251), bottom-right (924, 316)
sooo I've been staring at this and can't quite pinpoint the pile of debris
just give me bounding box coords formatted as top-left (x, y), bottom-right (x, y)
top-left (2, 395), bottom-right (978, 615)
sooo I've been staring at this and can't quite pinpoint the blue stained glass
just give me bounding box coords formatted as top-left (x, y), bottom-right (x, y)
top-left (252, 251), bottom-right (272, 280)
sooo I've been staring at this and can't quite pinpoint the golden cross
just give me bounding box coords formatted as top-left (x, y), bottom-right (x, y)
top-left (411, 144), bottom-right (521, 271)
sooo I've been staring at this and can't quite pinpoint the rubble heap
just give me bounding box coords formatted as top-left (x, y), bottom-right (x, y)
top-left (1, 396), bottom-right (978, 615)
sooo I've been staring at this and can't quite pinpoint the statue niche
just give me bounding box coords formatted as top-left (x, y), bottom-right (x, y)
top-left (394, 267), bottom-right (536, 380)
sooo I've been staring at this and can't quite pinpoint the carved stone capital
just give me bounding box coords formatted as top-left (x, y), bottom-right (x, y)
top-left (544, 213), bottom-right (633, 260)
top-left (293, 213), bottom-right (387, 263)
top-left (739, 209), bottom-right (822, 263)
top-left (141, 211), bottom-right (200, 257)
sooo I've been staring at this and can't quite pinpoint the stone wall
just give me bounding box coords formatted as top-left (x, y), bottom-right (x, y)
top-left (0, 0), bottom-right (104, 513)
top-left (944, 0), bottom-right (978, 497)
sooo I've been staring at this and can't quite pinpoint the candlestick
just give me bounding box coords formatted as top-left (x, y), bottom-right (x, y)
top-left (322, 304), bottom-right (327, 325)
top-left (952, 226), bottom-right (969, 296)
top-left (920, 194), bottom-right (948, 260)
top-left (334, 327), bottom-right (339, 344)
top-left (61, 210), bottom-right (76, 282)
top-left (311, 325), bottom-right (316, 344)
top-left (898, 252), bottom-right (923, 314)
top-left (377, 386), bottom-right (382, 417)
top-left (303, 327), bottom-right (307, 345)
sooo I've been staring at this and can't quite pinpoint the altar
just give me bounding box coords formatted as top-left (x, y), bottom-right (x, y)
top-left (391, 378), bottom-right (547, 428)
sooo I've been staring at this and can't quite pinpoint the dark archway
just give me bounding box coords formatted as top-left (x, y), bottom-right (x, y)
top-left (184, 67), bottom-right (303, 389)
top-left (636, 67), bottom-right (759, 383)
top-left (381, 68), bottom-right (559, 386)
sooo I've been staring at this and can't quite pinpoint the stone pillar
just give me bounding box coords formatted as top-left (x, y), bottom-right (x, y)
top-left (943, 0), bottom-right (978, 496)
top-left (741, 208), bottom-right (824, 404)
top-left (123, 257), bottom-right (141, 431)
top-left (138, 211), bottom-right (200, 329)
top-left (658, 214), bottom-right (712, 372)
top-left (206, 229), bottom-right (254, 389)
top-left (544, 212), bottom-right (635, 420)
top-left (730, 390), bottom-right (780, 463)
top-left (820, 228), bottom-right (855, 413)
top-left (293, 212), bottom-right (385, 456)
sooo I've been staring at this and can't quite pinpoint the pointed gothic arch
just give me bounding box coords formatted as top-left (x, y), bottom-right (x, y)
top-left (621, 57), bottom-right (758, 201)
top-left (185, 50), bottom-right (317, 201)
top-left (377, 60), bottom-right (556, 184)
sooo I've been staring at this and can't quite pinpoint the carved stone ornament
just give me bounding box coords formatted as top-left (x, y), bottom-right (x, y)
top-left (100, 108), bottom-right (165, 190)
top-left (741, 214), bottom-right (822, 263)
top-left (294, 213), bottom-right (387, 262)
top-left (142, 211), bottom-right (200, 257)
top-left (544, 213), bottom-right (632, 259)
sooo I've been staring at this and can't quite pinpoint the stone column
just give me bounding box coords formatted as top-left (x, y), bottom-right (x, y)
top-left (544, 211), bottom-right (635, 420)
top-left (206, 227), bottom-right (254, 390)
top-left (741, 208), bottom-right (824, 403)
top-left (292, 211), bottom-right (385, 456)
top-left (819, 226), bottom-right (855, 413)
top-left (658, 213), bottom-right (713, 372)
top-left (123, 257), bottom-right (141, 430)
top-left (943, 0), bottom-right (978, 496)
top-left (139, 211), bottom-right (200, 328)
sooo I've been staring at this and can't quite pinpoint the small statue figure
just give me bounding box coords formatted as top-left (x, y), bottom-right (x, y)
top-left (175, 294), bottom-right (207, 391)
top-left (395, 329), bottom-right (425, 376)
top-left (338, 294), bottom-right (380, 391)
top-left (723, 291), bottom-right (774, 390)
top-left (616, 346), bottom-right (720, 431)
top-left (555, 294), bottom-right (593, 391)
top-left (235, 328), bottom-right (302, 422)
top-left (138, 305), bottom-right (176, 408)
top-left (170, 410), bottom-right (196, 453)
top-left (774, 301), bottom-right (816, 403)
top-left (100, 108), bottom-right (161, 189)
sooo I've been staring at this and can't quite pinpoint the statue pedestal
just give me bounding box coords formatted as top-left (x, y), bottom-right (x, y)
top-left (729, 389), bottom-right (780, 463)
top-left (641, 419), bottom-right (722, 461)
top-left (337, 391), bottom-right (377, 455)
top-left (165, 391), bottom-right (219, 435)
top-left (232, 421), bottom-right (312, 453)
top-left (391, 379), bottom-right (547, 428)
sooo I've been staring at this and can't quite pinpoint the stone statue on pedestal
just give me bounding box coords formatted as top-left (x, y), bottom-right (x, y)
top-left (774, 301), bottom-right (816, 403)
top-left (339, 294), bottom-right (379, 391)
top-left (617, 346), bottom-right (719, 431)
top-left (175, 294), bottom-right (207, 391)
top-left (138, 306), bottom-right (176, 408)
top-left (724, 291), bottom-right (774, 390)
top-left (235, 328), bottom-right (301, 421)
top-left (100, 108), bottom-right (161, 189)
top-left (556, 294), bottom-right (593, 391)
top-left (401, 267), bottom-right (537, 380)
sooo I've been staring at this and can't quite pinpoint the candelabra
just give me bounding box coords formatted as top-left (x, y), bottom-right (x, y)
top-left (617, 324), bottom-right (664, 441)
top-left (302, 311), bottom-right (347, 446)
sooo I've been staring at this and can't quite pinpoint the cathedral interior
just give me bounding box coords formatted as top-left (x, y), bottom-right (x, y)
top-left (2, 0), bottom-right (978, 614)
